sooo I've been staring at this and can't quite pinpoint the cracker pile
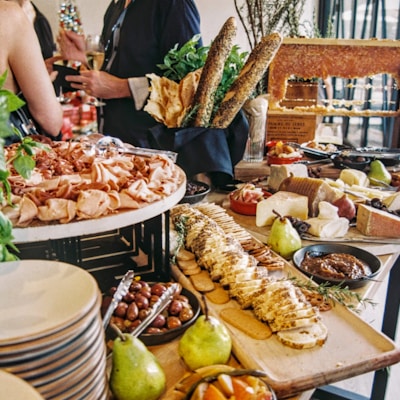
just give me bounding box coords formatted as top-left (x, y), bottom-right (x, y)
top-left (170, 203), bottom-right (328, 349)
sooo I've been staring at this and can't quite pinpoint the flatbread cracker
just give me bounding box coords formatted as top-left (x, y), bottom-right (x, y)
top-left (205, 284), bottom-right (230, 304)
top-left (220, 308), bottom-right (272, 340)
top-left (190, 270), bottom-right (215, 292)
top-left (177, 248), bottom-right (196, 261)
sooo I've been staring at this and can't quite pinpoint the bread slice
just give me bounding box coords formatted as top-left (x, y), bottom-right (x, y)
top-left (276, 321), bottom-right (328, 349)
top-left (269, 315), bottom-right (320, 333)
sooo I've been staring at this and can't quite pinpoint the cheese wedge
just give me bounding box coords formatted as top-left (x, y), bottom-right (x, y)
top-left (356, 204), bottom-right (400, 237)
top-left (339, 169), bottom-right (369, 187)
top-left (383, 192), bottom-right (400, 212)
top-left (256, 191), bottom-right (308, 226)
top-left (267, 163), bottom-right (308, 192)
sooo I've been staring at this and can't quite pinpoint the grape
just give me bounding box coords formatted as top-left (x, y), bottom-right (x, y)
top-left (286, 216), bottom-right (311, 234)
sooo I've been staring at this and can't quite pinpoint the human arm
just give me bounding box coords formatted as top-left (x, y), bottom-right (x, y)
top-left (5, 3), bottom-right (62, 137)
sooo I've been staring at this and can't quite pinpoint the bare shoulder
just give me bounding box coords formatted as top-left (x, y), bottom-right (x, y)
top-left (0, 2), bottom-right (27, 25)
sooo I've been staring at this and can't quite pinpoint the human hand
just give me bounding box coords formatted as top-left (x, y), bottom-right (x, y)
top-left (57, 29), bottom-right (87, 64)
top-left (65, 70), bottom-right (131, 100)
top-left (45, 55), bottom-right (62, 76)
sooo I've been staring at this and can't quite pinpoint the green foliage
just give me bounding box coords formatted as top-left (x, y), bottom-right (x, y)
top-left (157, 34), bottom-right (208, 82)
top-left (157, 35), bottom-right (248, 123)
top-left (287, 275), bottom-right (377, 311)
top-left (0, 70), bottom-right (49, 262)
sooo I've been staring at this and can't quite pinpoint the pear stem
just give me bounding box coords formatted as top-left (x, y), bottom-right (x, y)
top-left (202, 294), bottom-right (209, 321)
top-left (110, 322), bottom-right (126, 341)
top-left (272, 209), bottom-right (284, 221)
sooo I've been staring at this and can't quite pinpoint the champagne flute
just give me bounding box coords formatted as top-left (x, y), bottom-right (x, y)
top-left (85, 34), bottom-right (105, 71)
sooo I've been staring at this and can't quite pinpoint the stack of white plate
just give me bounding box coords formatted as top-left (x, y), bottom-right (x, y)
top-left (0, 260), bottom-right (109, 399)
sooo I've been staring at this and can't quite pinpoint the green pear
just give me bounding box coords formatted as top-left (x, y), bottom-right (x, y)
top-left (110, 334), bottom-right (166, 400)
top-left (178, 313), bottom-right (232, 370)
top-left (267, 213), bottom-right (302, 259)
top-left (368, 160), bottom-right (392, 186)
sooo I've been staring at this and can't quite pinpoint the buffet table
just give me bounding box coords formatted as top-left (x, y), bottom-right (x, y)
top-left (152, 191), bottom-right (400, 400)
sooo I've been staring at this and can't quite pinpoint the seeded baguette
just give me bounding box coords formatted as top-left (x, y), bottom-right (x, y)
top-left (191, 16), bottom-right (237, 127)
top-left (211, 32), bottom-right (283, 129)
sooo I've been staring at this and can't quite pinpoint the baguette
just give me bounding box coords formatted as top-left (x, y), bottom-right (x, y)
top-left (211, 32), bottom-right (283, 129)
top-left (191, 16), bottom-right (237, 127)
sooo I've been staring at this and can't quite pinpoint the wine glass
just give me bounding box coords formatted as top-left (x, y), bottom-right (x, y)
top-left (85, 34), bottom-right (105, 71)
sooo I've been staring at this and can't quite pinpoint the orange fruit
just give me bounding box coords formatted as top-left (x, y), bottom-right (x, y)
top-left (203, 382), bottom-right (227, 400)
top-left (231, 376), bottom-right (256, 400)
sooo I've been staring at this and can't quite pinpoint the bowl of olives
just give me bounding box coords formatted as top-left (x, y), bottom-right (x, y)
top-left (102, 281), bottom-right (201, 346)
top-left (180, 180), bottom-right (210, 204)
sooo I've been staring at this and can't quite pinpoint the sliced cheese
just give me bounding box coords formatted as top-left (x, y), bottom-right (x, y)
top-left (306, 201), bottom-right (350, 238)
top-left (306, 217), bottom-right (349, 238)
top-left (255, 191), bottom-right (308, 226)
top-left (339, 169), bottom-right (369, 187)
top-left (267, 164), bottom-right (308, 192)
top-left (356, 204), bottom-right (400, 237)
top-left (383, 192), bottom-right (400, 212)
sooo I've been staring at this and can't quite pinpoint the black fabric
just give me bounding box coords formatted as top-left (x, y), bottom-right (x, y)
top-left (32, 3), bottom-right (55, 60)
top-left (148, 110), bottom-right (249, 179)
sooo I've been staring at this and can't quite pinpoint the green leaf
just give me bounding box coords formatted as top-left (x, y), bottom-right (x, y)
top-left (13, 154), bottom-right (35, 179)
top-left (0, 212), bottom-right (14, 246)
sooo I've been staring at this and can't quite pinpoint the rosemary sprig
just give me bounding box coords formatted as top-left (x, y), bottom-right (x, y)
top-left (287, 274), bottom-right (377, 312)
top-left (170, 214), bottom-right (189, 264)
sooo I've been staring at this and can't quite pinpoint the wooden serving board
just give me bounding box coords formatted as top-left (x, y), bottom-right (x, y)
top-left (171, 246), bottom-right (400, 399)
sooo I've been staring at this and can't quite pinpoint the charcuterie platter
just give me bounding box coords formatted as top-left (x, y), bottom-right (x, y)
top-left (3, 136), bottom-right (186, 242)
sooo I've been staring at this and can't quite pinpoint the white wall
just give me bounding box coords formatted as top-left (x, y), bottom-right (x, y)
top-left (34, 1), bottom-right (314, 53)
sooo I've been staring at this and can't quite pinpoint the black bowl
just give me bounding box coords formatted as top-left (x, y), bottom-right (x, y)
top-left (292, 244), bottom-right (381, 288)
top-left (331, 154), bottom-right (371, 171)
top-left (140, 287), bottom-right (201, 345)
top-left (180, 180), bottom-right (210, 204)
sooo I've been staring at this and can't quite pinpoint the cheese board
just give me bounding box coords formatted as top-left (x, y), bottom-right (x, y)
top-left (171, 261), bottom-right (400, 399)
top-left (170, 203), bottom-right (400, 399)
